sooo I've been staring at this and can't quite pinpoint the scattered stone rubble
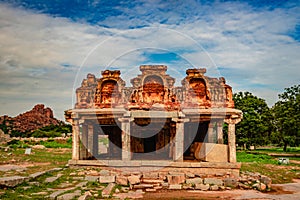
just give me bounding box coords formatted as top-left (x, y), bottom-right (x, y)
top-left (0, 167), bottom-right (273, 199)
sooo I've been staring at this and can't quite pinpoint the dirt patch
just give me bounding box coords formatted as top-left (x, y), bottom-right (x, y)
top-left (267, 185), bottom-right (294, 195)
top-left (141, 190), bottom-right (240, 200)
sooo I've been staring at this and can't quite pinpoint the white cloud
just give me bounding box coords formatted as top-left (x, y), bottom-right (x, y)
top-left (0, 1), bottom-right (299, 119)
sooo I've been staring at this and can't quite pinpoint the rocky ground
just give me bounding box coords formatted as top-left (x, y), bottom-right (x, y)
top-left (0, 104), bottom-right (62, 134)
top-left (1, 164), bottom-right (300, 200)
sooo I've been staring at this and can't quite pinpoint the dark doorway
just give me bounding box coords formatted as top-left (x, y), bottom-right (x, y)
top-left (184, 121), bottom-right (209, 160)
top-left (144, 135), bottom-right (156, 153)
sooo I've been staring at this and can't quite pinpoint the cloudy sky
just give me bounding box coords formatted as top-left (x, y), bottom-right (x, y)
top-left (0, 0), bottom-right (299, 120)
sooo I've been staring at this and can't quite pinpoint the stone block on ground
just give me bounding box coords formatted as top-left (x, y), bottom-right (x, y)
top-left (195, 183), bottom-right (210, 191)
top-left (210, 185), bottom-right (219, 191)
top-left (49, 190), bottom-right (68, 200)
top-left (78, 191), bottom-right (92, 200)
top-left (57, 190), bottom-right (81, 200)
top-left (99, 175), bottom-right (115, 183)
top-left (224, 178), bottom-right (238, 188)
top-left (116, 176), bottom-right (128, 186)
top-left (167, 174), bottom-right (186, 185)
top-left (143, 172), bottom-right (159, 179)
top-left (203, 178), bottom-right (223, 186)
top-left (185, 173), bottom-right (195, 178)
top-left (0, 176), bottom-right (27, 187)
top-left (169, 184), bottom-right (182, 190)
top-left (133, 184), bottom-right (154, 189)
top-left (29, 171), bottom-right (46, 179)
top-left (85, 176), bottom-right (99, 182)
top-left (102, 183), bottom-right (115, 198)
top-left (128, 175), bottom-right (141, 185)
top-left (146, 188), bottom-right (157, 192)
top-left (186, 178), bottom-right (203, 185)
top-left (99, 169), bottom-right (110, 176)
top-left (142, 179), bottom-right (164, 184)
top-left (182, 183), bottom-right (194, 190)
top-left (45, 176), bottom-right (60, 183)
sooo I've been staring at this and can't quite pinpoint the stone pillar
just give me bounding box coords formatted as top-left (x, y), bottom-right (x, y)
top-left (172, 117), bottom-right (188, 162)
top-left (207, 122), bottom-right (215, 143)
top-left (72, 119), bottom-right (80, 160)
top-left (87, 123), bottom-right (94, 156)
top-left (81, 124), bottom-right (88, 159)
top-left (175, 120), bottom-right (184, 161)
top-left (225, 117), bottom-right (241, 163)
top-left (228, 122), bottom-right (236, 163)
top-left (217, 121), bottom-right (224, 144)
top-left (93, 127), bottom-right (98, 157)
top-left (120, 118), bottom-right (131, 161)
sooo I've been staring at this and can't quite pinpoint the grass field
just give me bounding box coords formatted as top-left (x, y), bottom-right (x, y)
top-left (237, 151), bottom-right (300, 183)
top-left (0, 142), bottom-right (299, 184)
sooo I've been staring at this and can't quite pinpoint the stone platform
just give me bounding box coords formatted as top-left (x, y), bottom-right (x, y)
top-left (68, 160), bottom-right (241, 177)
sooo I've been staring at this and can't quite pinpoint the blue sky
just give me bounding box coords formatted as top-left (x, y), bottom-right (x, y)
top-left (0, 0), bottom-right (299, 119)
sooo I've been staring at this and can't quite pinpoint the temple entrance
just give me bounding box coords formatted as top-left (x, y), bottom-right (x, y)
top-left (95, 124), bottom-right (122, 160)
top-left (131, 118), bottom-right (173, 160)
top-left (183, 121), bottom-right (209, 160)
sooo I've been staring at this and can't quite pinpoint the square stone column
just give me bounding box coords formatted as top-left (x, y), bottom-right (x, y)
top-left (217, 121), bottom-right (224, 144)
top-left (119, 118), bottom-right (132, 161)
top-left (172, 117), bottom-right (189, 162)
top-left (81, 124), bottom-right (88, 159)
top-left (207, 121), bottom-right (216, 143)
top-left (87, 124), bottom-right (95, 156)
top-left (225, 117), bottom-right (241, 163)
top-left (72, 119), bottom-right (80, 160)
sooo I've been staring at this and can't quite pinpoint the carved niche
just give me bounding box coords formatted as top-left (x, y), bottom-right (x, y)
top-left (182, 68), bottom-right (211, 108)
top-left (128, 65), bottom-right (179, 110)
top-left (75, 73), bottom-right (98, 109)
top-left (94, 70), bottom-right (125, 108)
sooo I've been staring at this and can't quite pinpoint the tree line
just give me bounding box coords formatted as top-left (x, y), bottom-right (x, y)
top-left (233, 84), bottom-right (300, 151)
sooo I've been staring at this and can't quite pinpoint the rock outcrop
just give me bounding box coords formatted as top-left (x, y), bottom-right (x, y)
top-left (0, 104), bottom-right (62, 134)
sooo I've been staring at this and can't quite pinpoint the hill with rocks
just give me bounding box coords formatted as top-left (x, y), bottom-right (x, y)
top-left (0, 104), bottom-right (64, 136)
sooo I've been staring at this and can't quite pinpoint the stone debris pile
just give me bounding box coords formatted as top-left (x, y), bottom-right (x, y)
top-left (0, 167), bottom-right (272, 199)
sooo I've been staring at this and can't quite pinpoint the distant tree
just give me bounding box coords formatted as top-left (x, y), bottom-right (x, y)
top-left (233, 92), bottom-right (273, 149)
top-left (30, 124), bottom-right (72, 138)
top-left (272, 85), bottom-right (300, 151)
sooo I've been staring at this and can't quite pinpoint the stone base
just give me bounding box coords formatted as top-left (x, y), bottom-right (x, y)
top-left (68, 160), bottom-right (241, 177)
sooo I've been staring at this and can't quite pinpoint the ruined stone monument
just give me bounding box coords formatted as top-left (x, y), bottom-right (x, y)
top-left (65, 65), bottom-right (242, 176)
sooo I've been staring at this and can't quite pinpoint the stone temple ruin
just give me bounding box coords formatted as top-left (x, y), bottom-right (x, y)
top-left (65, 65), bottom-right (242, 176)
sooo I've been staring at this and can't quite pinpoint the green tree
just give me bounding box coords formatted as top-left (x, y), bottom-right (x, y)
top-left (233, 92), bottom-right (273, 148)
top-left (272, 85), bottom-right (300, 151)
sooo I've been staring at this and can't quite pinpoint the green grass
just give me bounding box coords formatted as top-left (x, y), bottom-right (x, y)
top-left (237, 151), bottom-right (278, 164)
top-left (252, 147), bottom-right (300, 154)
top-left (40, 139), bottom-right (72, 148)
top-left (237, 151), bottom-right (300, 184)
top-left (0, 148), bottom-right (71, 177)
